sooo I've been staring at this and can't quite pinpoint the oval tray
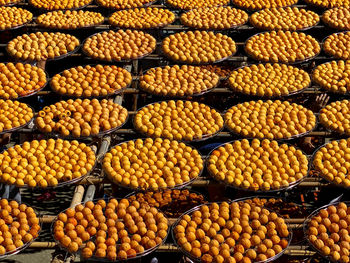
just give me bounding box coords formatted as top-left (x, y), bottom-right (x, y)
top-left (303, 0), bottom-right (346, 9)
top-left (51, 197), bottom-right (170, 262)
top-left (228, 63), bottom-right (312, 99)
top-left (36, 111), bottom-right (129, 140)
top-left (103, 138), bottom-right (204, 192)
top-left (6, 42), bottom-right (81, 63)
top-left (321, 8), bottom-right (350, 31)
top-left (311, 138), bottom-right (350, 189)
top-left (303, 201), bottom-right (350, 263)
top-left (0, 104), bottom-right (35, 135)
top-left (165, 0), bottom-right (229, 10)
top-left (0, 18), bottom-right (32, 32)
top-left (81, 30), bottom-right (156, 63)
top-left (172, 200), bottom-right (293, 263)
top-left (161, 43), bottom-right (237, 65)
top-left (108, 8), bottom-right (175, 29)
top-left (231, 0), bottom-right (297, 12)
top-left (49, 64), bottom-right (132, 99)
top-left (179, 7), bottom-right (248, 30)
top-left (36, 17), bottom-right (104, 31)
top-left (224, 101), bottom-right (318, 141)
top-left (28, 0), bottom-right (93, 12)
top-left (0, 200), bottom-right (42, 260)
top-left (0, 142), bottom-right (97, 189)
top-left (311, 60), bottom-right (350, 96)
top-left (133, 100), bottom-right (224, 143)
top-left (0, 63), bottom-right (49, 99)
top-left (244, 31), bottom-right (321, 65)
top-left (138, 65), bottom-right (220, 98)
top-left (206, 139), bottom-right (311, 193)
top-left (318, 101), bottom-right (350, 137)
top-left (322, 31), bottom-right (350, 60)
top-left (95, 0), bottom-right (157, 10)
top-left (249, 7), bottom-right (320, 32)
top-left (0, 0), bottom-right (24, 7)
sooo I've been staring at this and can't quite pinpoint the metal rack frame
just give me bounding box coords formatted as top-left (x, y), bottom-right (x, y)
top-left (0, 1), bottom-right (347, 262)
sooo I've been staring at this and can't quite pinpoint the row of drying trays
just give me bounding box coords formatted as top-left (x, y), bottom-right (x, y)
top-left (0, 193), bottom-right (346, 263)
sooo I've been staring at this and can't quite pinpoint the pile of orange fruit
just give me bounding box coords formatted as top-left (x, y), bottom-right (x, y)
top-left (322, 7), bottom-right (350, 30)
top-left (245, 31), bottom-right (320, 63)
top-left (162, 31), bottom-right (236, 64)
top-left (232, 0), bottom-right (297, 10)
top-left (139, 65), bottom-right (220, 97)
top-left (323, 32), bottom-right (350, 60)
top-left (319, 100), bottom-right (350, 135)
top-left (166, 0), bottom-right (229, 10)
top-left (35, 99), bottom-right (128, 137)
top-left (134, 100), bottom-right (224, 141)
top-left (250, 7), bottom-right (319, 31)
top-left (7, 32), bottom-right (80, 61)
top-left (96, 0), bottom-right (154, 9)
top-left (174, 201), bottom-right (290, 263)
top-left (50, 65), bottom-right (132, 98)
top-left (127, 189), bottom-right (206, 217)
top-left (109, 8), bottom-right (175, 29)
top-left (0, 100), bottom-right (34, 133)
top-left (304, 0), bottom-right (350, 8)
top-left (0, 0), bottom-right (21, 5)
top-left (313, 139), bottom-right (350, 188)
top-left (0, 6), bottom-right (32, 30)
top-left (200, 65), bottom-right (233, 78)
top-left (83, 30), bottom-right (156, 62)
top-left (225, 100), bottom-right (316, 139)
top-left (29, 0), bottom-right (92, 10)
top-left (54, 199), bottom-right (169, 260)
top-left (180, 7), bottom-right (248, 30)
top-left (36, 10), bottom-right (104, 29)
top-left (228, 63), bottom-right (311, 97)
top-left (208, 139), bottom-right (309, 191)
top-left (307, 202), bottom-right (350, 262)
top-left (312, 60), bottom-right (350, 94)
top-left (0, 63), bottom-right (47, 99)
top-left (103, 138), bottom-right (203, 190)
top-left (0, 199), bottom-right (40, 255)
top-left (0, 139), bottom-right (96, 187)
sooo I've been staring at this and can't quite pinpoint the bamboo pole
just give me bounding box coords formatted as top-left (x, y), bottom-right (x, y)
top-left (70, 185), bottom-right (85, 208)
top-left (30, 242), bottom-right (56, 248)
